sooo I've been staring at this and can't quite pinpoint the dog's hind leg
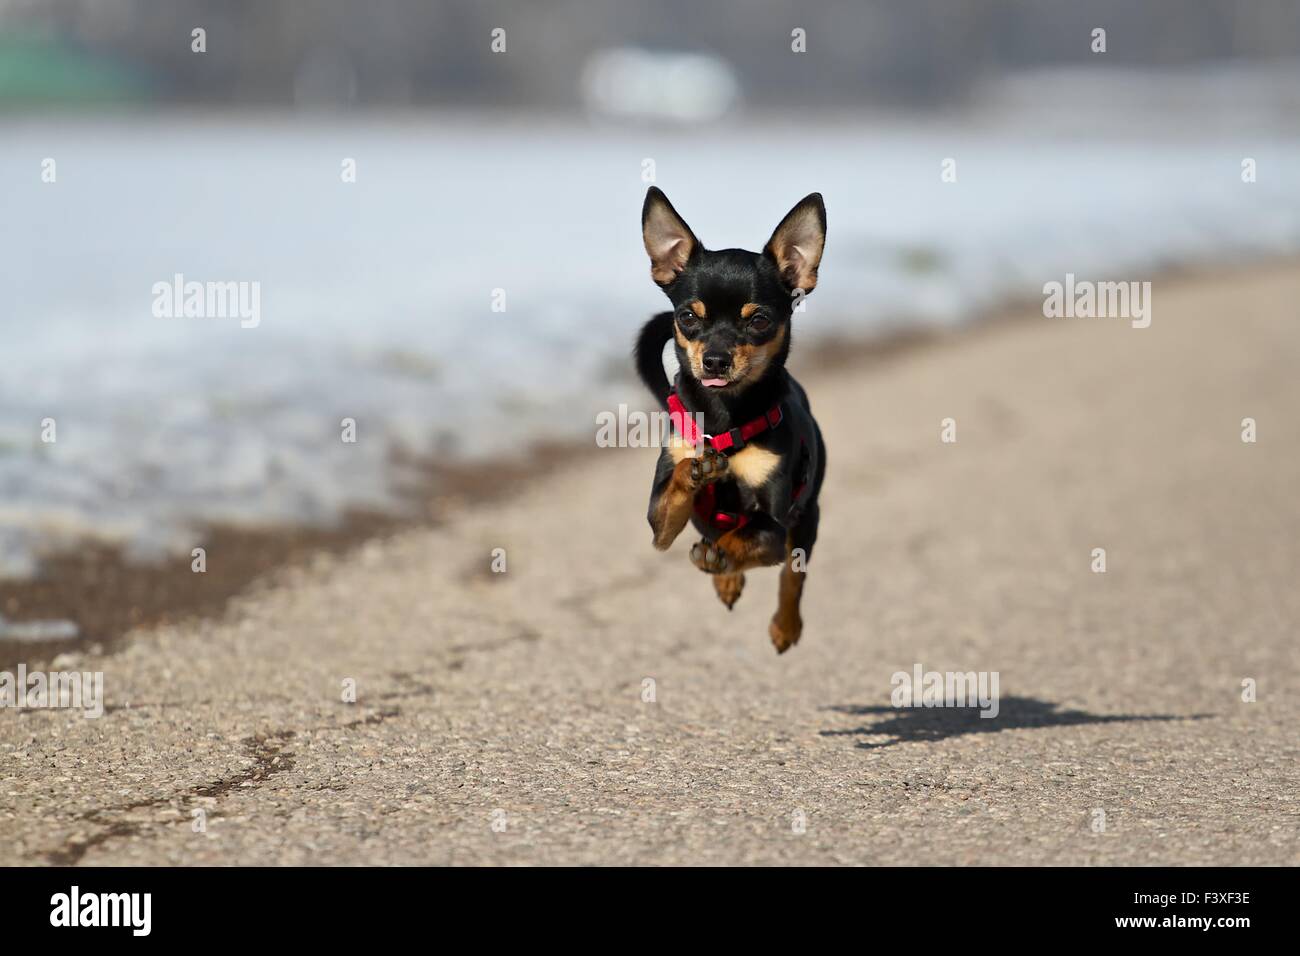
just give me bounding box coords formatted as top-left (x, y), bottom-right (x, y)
top-left (769, 503), bottom-right (818, 654)
top-left (689, 521), bottom-right (784, 574)
top-left (713, 572), bottom-right (745, 610)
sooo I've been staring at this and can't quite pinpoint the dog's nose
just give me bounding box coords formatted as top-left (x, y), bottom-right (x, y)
top-left (702, 352), bottom-right (730, 376)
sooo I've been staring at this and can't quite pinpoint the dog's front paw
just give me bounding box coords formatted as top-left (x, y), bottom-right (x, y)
top-left (689, 539), bottom-right (733, 574)
top-left (689, 446), bottom-right (729, 487)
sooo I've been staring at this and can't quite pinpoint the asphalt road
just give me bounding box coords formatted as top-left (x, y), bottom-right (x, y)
top-left (4, 265), bottom-right (1299, 865)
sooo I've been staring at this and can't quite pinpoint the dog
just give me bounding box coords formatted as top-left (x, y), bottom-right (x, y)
top-left (634, 187), bottom-right (827, 653)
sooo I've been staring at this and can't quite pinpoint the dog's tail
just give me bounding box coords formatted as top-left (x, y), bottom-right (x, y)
top-left (634, 311), bottom-right (675, 407)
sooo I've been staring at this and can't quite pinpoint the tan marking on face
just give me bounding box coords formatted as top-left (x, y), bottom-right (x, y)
top-left (740, 303), bottom-right (759, 319)
top-left (726, 444), bottom-right (781, 487)
top-left (689, 300), bottom-right (707, 319)
top-left (728, 324), bottom-right (787, 390)
top-left (674, 327), bottom-right (707, 379)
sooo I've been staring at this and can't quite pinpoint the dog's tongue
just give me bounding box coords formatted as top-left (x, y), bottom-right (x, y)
top-left (701, 378), bottom-right (728, 388)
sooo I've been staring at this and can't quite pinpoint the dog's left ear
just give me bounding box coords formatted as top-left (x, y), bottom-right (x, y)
top-left (643, 187), bottom-right (699, 286)
top-left (764, 193), bottom-right (826, 293)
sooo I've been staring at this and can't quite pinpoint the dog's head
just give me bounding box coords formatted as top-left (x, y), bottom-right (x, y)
top-left (642, 187), bottom-right (826, 393)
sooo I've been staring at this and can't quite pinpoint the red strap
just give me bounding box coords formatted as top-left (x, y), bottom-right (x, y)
top-left (692, 484), bottom-right (751, 532)
top-left (667, 392), bottom-right (701, 445)
top-left (668, 393), bottom-right (791, 534)
top-left (667, 392), bottom-right (783, 455)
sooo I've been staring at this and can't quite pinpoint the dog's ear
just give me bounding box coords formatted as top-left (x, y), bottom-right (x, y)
top-left (642, 187), bottom-right (699, 286)
top-left (764, 193), bottom-right (826, 293)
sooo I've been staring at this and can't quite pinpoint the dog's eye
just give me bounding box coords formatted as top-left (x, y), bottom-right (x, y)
top-left (675, 310), bottom-right (700, 332)
top-left (748, 314), bottom-right (772, 334)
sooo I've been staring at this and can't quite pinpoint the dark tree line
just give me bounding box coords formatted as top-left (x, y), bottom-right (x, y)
top-left (4, 0), bottom-right (1299, 107)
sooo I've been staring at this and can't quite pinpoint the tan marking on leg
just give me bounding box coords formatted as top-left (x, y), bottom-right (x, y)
top-left (769, 535), bottom-right (806, 653)
top-left (712, 525), bottom-right (785, 573)
top-left (650, 459), bottom-right (697, 551)
top-left (667, 431), bottom-right (695, 466)
top-left (713, 572), bottom-right (745, 609)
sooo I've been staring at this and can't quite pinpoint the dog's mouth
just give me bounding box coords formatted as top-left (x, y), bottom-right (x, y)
top-left (700, 377), bottom-right (730, 388)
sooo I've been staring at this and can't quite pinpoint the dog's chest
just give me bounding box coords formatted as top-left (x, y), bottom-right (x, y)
top-left (668, 438), bottom-right (781, 488)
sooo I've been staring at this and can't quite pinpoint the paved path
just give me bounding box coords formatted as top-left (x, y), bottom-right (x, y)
top-left (5, 265), bottom-right (1299, 865)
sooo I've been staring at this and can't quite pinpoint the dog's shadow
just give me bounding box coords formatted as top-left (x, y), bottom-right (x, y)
top-left (822, 696), bottom-right (1208, 750)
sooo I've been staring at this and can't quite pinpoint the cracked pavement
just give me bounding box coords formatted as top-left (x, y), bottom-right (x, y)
top-left (3, 265), bottom-right (1299, 865)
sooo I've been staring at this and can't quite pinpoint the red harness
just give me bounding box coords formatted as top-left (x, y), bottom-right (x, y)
top-left (667, 392), bottom-right (783, 455)
top-left (666, 391), bottom-right (801, 533)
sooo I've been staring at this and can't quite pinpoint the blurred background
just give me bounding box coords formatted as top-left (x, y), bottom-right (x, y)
top-left (4, 0), bottom-right (1300, 110)
top-left (2, 0), bottom-right (1299, 580)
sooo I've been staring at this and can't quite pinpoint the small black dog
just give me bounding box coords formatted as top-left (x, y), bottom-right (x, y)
top-left (634, 187), bottom-right (827, 653)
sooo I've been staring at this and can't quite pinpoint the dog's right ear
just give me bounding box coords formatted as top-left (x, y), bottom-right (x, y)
top-left (642, 187), bottom-right (698, 286)
top-left (764, 193), bottom-right (826, 294)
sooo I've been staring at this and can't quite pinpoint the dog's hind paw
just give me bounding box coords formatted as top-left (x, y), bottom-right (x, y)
top-left (768, 613), bottom-right (802, 654)
top-left (689, 539), bottom-right (732, 574)
top-left (712, 572), bottom-right (745, 609)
